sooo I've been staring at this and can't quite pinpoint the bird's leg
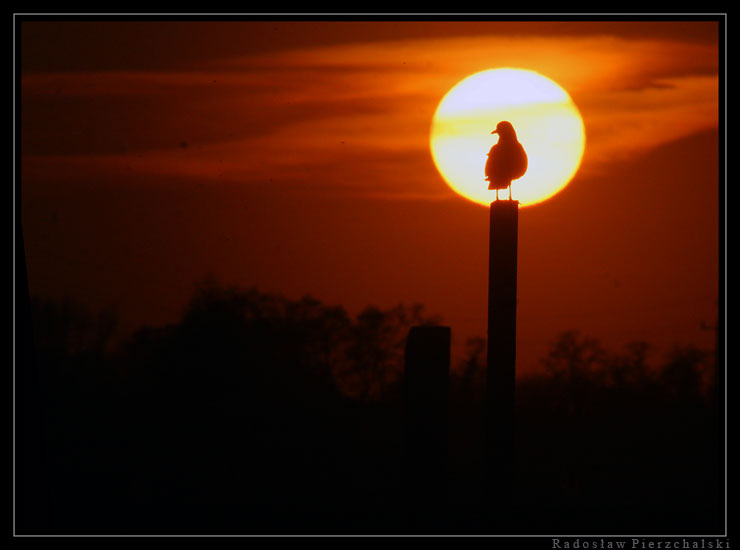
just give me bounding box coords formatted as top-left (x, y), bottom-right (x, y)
top-left (496, 189), bottom-right (499, 201)
top-left (508, 184), bottom-right (513, 200)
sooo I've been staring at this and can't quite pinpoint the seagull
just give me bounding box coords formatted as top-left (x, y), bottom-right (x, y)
top-left (485, 121), bottom-right (528, 200)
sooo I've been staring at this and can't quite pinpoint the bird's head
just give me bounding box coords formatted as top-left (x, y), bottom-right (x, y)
top-left (491, 121), bottom-right (517, 140)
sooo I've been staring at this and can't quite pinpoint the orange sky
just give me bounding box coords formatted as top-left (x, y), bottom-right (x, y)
top-left (20, 19), bottom-right (722, 372)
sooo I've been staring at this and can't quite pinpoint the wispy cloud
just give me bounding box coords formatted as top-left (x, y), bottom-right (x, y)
top-left (22, 32), bottom-right (718, 198)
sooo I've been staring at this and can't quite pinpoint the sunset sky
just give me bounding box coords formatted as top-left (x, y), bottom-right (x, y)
top-left (19, 18), bottom-right (722, 372)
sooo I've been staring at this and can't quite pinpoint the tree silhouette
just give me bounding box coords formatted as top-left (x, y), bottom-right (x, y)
top-left (22, 284), bottom-right (720, 534)
top-left (336, 303), bottom-right (441, 401)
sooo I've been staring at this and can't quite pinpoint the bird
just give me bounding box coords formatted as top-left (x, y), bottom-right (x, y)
top-left (485, 121), bottom-right (528, 201)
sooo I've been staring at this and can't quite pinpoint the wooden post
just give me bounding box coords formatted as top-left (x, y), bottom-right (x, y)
top-left (486, 200), bottom-right (518, 522)
top-left (17, 216), bottom-right (52, 532)
top-left (404, 325), bottom-right (451, 529)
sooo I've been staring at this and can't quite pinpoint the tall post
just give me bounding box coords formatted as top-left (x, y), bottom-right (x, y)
top-left (485, 199), bottom-right (518, 523)
top-left (404, 325), bottom-right (451, 529)
top-left (17, 178), bottom-right (52, 533)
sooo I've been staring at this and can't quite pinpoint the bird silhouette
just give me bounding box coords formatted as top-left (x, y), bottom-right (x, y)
top-left (485, 121), bottom-right (528, 200)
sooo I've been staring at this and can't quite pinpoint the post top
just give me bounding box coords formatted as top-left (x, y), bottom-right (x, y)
top-left (490, 199), bottom-right (520, 208)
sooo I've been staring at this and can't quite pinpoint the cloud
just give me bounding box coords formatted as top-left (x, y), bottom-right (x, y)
top-left (22, 32), bottom-right (719, 199)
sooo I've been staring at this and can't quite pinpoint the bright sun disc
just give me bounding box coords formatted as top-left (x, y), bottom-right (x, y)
top-left (430, 68), bottom-right (585, 207)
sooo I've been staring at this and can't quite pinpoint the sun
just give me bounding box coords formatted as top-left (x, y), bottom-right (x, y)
top-left (430, 68), bottom-right (585, 207)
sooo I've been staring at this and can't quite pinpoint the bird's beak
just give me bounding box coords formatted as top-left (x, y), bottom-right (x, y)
top-left (491, 130), bottom-right (498, 134)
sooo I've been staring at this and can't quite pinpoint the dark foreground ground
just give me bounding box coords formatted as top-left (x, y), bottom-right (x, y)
top-left (17, 283), bottom-right (722, 535)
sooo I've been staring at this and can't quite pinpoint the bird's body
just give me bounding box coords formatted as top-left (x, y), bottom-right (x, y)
top-left (485, 121), bottom-right (528, 200)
